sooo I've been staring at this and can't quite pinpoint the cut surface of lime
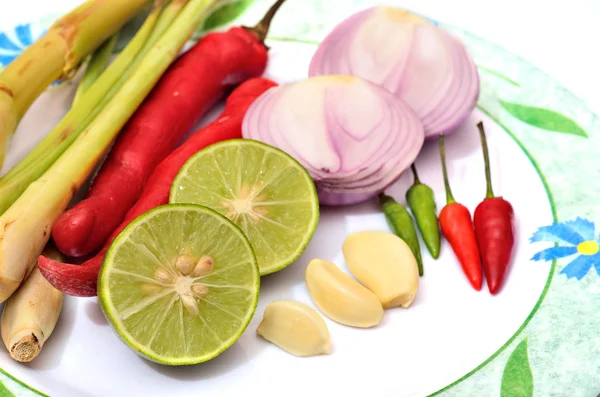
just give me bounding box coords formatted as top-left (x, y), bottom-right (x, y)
top-left (169, 139), bottom-right (320, 276)
top-left (98, 204), bottom-right (259, 366)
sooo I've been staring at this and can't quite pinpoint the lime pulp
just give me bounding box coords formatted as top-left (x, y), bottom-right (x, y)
top-left (98, 204), bottom-right (259, 365)
top-left (169, 139), bottom-right (320, 276)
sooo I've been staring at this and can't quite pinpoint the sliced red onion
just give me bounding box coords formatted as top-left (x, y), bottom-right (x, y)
top-left (242, 75), bottom-right (425, 206)
top-left (308, 6), bottom-right (480, 138)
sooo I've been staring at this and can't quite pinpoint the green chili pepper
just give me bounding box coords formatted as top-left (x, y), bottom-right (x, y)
top-left (378, 193), bottom-right (423, 276)
top-left (406, 164), bottom-right (441, 259)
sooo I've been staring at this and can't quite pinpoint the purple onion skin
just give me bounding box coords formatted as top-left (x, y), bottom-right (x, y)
top-left (241, 75), bottom-right (425, 206)
top-left (308, 6), bottom-right (480, 139)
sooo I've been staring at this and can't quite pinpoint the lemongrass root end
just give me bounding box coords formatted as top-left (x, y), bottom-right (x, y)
top-left (9, 333), bottom-right (41, 362)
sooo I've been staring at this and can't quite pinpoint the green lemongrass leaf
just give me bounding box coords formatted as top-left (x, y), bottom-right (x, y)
top-left (199, 0), bottom-right (254, 33)
top-left (73, 34), bottom-right (119, 107)
top-left (114, 4), bottom-right (153, 53)
top-left (499, 99), bottom-right (588, 138)
top-left (501, 338), bottom-right (534, 397)
top-left (116, 0), bottom-right (248, 49)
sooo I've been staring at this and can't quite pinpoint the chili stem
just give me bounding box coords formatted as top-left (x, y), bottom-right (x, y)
top-left (378, 192), bottom-right (391, 204)
top-left (410, 163), bottom-right (421, 185)
top-left (476, 121), bottom-right (495, 199)
top-left (438, 134), bottom-right (456, 205)
top-left (248, 0), bottom-right (287, 43)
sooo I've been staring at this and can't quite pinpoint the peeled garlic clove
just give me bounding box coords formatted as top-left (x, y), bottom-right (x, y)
top-left (342, 231), bottom-right (419, 309)
top-left (257, 300), bottom-right (331, 357)
top-left (305, 258), bottom-right (383, 328)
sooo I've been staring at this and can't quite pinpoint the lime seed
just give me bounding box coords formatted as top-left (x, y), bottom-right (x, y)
top-left (192, 256), bottom-right (214, 277)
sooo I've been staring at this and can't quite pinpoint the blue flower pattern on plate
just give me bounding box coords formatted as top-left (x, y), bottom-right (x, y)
top-left (0, 24), bottom-right (42, 67)
top-left (530, 217), bottom-right (600, 280)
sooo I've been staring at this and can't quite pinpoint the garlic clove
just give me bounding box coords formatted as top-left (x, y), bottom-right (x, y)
top-left (305, 258), bottom-right (383, 328)
top-left (257, 300), bottom-right (331, 357)
top-left (342, 230), bottom-right (419, 309)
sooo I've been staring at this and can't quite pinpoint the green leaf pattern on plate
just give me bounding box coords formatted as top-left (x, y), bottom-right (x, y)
top-left (0, 381), bottom-right (14, 397)
top-left (501, 338), bottom-right (534, 397)
top-left (477, 65), bottom-right (521, 87)
top-left (499, 100), bottom-right (589, 138)
top-left (0, 376), bottom-right (15, 397)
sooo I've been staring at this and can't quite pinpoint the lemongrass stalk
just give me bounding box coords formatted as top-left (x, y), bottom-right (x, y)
top-left (7, 33), bottom-right (120, 177)
top-left (0, 0), bottom-right (219, 303)
top-left (1, 244), bottom-right (63, 363)
top-left (0, 0), bottom-right (152, 168)
top-left (0, 2), bottom-right (168, 215)
top-left (72, 34), bottom-right (120, 107)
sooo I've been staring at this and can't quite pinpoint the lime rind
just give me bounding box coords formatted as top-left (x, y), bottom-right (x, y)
top-left (98, 203), bottom-right (260, 366)
top-left (169, 139), bottom-right (320, 276)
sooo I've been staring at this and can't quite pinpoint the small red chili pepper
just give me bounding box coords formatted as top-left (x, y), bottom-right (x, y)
top-left (438, 134), bottom-right (483, 291)
top-left (474, 121), bottom-right (515, 295)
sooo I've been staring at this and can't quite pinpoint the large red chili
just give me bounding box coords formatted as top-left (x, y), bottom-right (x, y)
top-left (39, 74), bottom-right (279, 296)
top-left (39, 77), bottom-right (277, 297)
top-left (50, 0), bottom-right (285, 258)
top-left (473, 121), bottom-right (515, 295)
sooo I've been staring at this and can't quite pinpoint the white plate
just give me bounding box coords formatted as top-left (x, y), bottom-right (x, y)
top-left (0, 41), bottom-right (552, 397)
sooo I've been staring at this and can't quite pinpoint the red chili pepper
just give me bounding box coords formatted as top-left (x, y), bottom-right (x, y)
top-left (473, 121), bottom-right (515, 295)
top-left (38, 78), bottom-right (278, 297)
top-left (438, 134), bottom-right (483, 291)
top-left (50, 0), bottom-right (286, 258)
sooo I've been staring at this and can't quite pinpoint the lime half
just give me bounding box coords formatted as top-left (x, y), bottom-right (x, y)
top-left (98, 204), bottom-right (259, 365)
top-left (169, 139), bottom-right (320, 276)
